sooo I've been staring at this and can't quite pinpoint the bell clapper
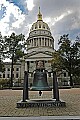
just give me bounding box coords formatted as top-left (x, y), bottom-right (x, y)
top-left (39, 91), bottom-right (42, 96)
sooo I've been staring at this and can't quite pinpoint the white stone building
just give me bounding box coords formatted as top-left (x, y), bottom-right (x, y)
top-left (0, 8), bottom-right (70, 87)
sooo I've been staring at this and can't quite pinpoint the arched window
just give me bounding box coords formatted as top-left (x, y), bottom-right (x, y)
top-left (35, 25), bottom-right (37, 29)
top-left (39, 24), bottom-right (41, 28)
top-left (43, 25), bottom-right (45, 29)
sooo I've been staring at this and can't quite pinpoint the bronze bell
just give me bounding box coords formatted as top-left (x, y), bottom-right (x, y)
top-left (30, 68), bottom-right (51, 92)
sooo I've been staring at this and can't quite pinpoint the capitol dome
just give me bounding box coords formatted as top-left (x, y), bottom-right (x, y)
top-left (27, 7), bottom-right (54, 53)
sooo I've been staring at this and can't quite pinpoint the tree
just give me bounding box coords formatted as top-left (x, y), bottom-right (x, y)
top-left (0, 32), bottom-right (4, 72)
top-left (52, 34), bottom-right (80, 86)
top-left (72, 36), bottom-right (80, 84)
top-left (4, 32), bottom-right (25, 87)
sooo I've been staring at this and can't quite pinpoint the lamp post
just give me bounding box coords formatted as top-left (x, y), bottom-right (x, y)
top-left (52, 65), bottom-right (59, 101)
top-left (23, 71), bottom-right (28, 101)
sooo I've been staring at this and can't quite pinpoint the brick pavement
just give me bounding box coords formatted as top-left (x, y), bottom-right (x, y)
top-left (0, 88), bottom-right (80, 117)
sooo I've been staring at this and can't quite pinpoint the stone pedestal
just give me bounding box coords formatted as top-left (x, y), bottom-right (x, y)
top-left (17, 99), bottom-right (66, 108)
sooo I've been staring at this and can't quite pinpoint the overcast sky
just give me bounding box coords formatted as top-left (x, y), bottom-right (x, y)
top-left (0, 0), bottom-right (80, 49)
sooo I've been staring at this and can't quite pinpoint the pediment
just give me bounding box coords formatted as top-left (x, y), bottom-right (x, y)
top-left (27, 51), bottom-right (52, 59)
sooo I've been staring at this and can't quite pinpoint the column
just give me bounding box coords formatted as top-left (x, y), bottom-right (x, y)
top-left (46, 38), bottom-right (47, 46)
top-left (44, 38), bottom-right (45, 46)
top-left (25, 61), bottom-right (29, 72)
top-left (25, 62), bottom-right (27, 71)
top-left (38, 38), bottom-right (40, 46)
top-left (36, 38), bottom-right (38, 46)
top-left (41, 38), bottom-right (42, 46)
top-left (33, 38), bottom-right (34, 47)
top-left (49, 39), bottom-right (51, 47)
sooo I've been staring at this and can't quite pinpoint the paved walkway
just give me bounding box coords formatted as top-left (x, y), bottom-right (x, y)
top-left (0, 88), bottom-right (80, 117)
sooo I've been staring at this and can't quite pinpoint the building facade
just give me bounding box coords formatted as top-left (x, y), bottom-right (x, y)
top-left (0, 8), bottom-right (70, 87)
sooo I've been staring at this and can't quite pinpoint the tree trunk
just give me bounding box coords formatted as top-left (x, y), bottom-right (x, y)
top-left (11, 54), bottom-right (14, 88)
top-left (70, 74), bottom-right (73, 86)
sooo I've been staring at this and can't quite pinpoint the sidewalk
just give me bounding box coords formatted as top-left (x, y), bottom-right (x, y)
top-left (0, 88), bottom-right (80, 116)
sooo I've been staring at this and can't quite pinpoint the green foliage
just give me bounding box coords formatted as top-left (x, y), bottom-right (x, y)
top-left (4, 32), bottom-right (25, 59)
top-left (3, 32), bottom-right (26, 87)
top-left (52, 34), bottom-right (80, 86)
top-left (0, 79), bottom-right (10, 88)
top-left (14, 50), bottom-right (24, 62)
top-left (0, 32), bottom-right (4, 72)
top-left (52, 51), bottom-right (64, 71)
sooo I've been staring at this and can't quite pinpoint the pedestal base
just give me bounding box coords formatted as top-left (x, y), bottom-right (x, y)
top-left (17, 99), bottom-right (66, 108)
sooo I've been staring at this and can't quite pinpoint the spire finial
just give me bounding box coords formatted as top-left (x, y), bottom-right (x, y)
top-left (37, 6), bottom-right (42, 20)
top-left (39, 6), bottom-right (40, 14)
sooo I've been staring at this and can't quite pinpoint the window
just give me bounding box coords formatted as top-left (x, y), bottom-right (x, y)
top-left (13, 74), bottom-right (14, 78)
top-left (3, 68), bottom-right (5, 71)
top-left (16, 68), bottom-right (19, 71)
top-left (45, 61), bottom-right (47, 63)
top-left (0, 74), bottom-right (2, 78)
top-left (7, 68), bottom-right (10, 71)
top-left (3, 74), bottom-right (5, 78)
top-left (31, 61), bottom-right (34, 63)
top-left (39, 24), bottom-right (41, 28)
top-left (64, 73), bottom-right (66, 77)
top-left (35, 25), bottom-right (37, 29)
top-left (16, 73), bottom-right (18, 78)
top-left (48, 72), bottom-right (51, 77)
top-left (7, 74), bottom-right (10, 78)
